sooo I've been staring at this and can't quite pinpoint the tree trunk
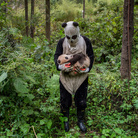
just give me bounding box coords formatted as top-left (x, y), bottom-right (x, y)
top-left (120, 0), bottom-right (134, 80)
top-left (46, 0), bottom-right (50, 41)
top-left (83, 0), bottom-right (85, 18)
top-left (25, 0), bottom-right (29, 36)
top-left (30, 0), bottom-right (35, 38)
top-left (4, 0), bottom-right (7, 14)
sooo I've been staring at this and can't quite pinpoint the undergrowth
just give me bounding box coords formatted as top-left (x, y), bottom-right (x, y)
top-left (0, 0), bottom-right (138, 137)
top-left (0, 31), bottom-right (137, 137)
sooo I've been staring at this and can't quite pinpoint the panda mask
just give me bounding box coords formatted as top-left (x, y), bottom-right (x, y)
top-left (62, 21), bottom-right (80, 47)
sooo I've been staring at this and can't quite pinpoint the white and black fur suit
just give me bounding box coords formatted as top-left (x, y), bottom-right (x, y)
top-left (54, 21), bottom-right (94, 132)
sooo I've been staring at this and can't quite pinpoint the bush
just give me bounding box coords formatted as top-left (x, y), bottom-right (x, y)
top-left (0, 0), bottom-right (137, 137)
top-left (51, 0), bottom-right (82, 22)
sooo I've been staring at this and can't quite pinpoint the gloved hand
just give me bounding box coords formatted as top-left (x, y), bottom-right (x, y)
top-left (58, 63), bottom-right (73, 72)
top-left (73, 66), bottom-right (89, 74)
top-left (79, 67), bottom-right (89, 73)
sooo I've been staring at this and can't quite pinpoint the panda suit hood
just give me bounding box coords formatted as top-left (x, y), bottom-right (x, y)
top-left (62, 21), bottom-right (80, 47)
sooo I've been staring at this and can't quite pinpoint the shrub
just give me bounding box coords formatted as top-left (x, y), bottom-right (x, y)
top-left (51, 0), bottom-right (82, 22)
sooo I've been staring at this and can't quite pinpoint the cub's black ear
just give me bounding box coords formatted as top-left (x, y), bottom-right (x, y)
top-left (62, 23), bottom-right (67, 28)
top-left (73, 22), bottom-right (79, 27)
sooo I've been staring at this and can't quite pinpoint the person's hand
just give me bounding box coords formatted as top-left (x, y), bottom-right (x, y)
top-left (73, 66), bottom-right (89, 74)
top-left (58, 63), bottom-right (73, 72)
top-left (79, 67), bottom-right (89, 73)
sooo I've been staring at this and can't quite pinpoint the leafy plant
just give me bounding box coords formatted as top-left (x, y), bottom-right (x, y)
top-left (0, 0), bottom-right (138, 137)
top-left (51, 0), bottom-right (82, 22)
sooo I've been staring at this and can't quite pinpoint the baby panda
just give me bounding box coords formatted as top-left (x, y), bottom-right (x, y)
top-left (57, 54), bottom-right (73, 65)
top-left (57, 52), bottom-right (90, 76)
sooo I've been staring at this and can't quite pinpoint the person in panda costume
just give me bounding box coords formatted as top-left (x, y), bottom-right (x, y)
top-left (54, 21), bottom-right (94, 132)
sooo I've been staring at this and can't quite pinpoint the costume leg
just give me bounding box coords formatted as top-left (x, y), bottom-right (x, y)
top-left (60, 80), bottom-right (72, 132)
top-left (74, 77), bottom-right (88, 132)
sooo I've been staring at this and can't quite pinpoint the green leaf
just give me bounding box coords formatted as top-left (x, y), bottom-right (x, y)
top-left (0, 72), bottom-right (7, 83)
top-left (24, 58), bottom-right (34, 63)
top-left (1, 2), bottom-right (7, 6)
top-left (37, 133), bottom-right (45, 138)
top-left (20, 124), bottom-right (30, 135)
top-left (102, 129), bottom-right (110, 136)
top-left (26, 75), bottom-right (36, 83)
top-left (112, 21), bottom-right (116, 26)
top-left (113, 28), bottom-right (117, 34)
top-left (14, 78), bottom-right (29, 94)
top-left (46, 74), bottom-right (59, 92)
top-left (114, 128), bottom-right (122, 135)
top-left (0, 99), bottom-right (3, 105)
top-left (6, 129), bottom-right (13, 136)
top-left (101, 136), bottom-right (106, 138)
top-left (40, 119), bottom-right (46, 125)
top-left (47, 120), bottom-right (52, 129)
top-left (24, 97), bottom-right (31, 103)
top-left (22, 109), bottom-right (33, 116)
top-left (27, 94), bottom-right (35, 100)
top-left (41, 106), bottom-right (47, 112)
top-left (132, 99), bottom-right (138, 109)
top-left (109, 26), bottom-right (112, 30)
top-left (110, 132), bottom-right (116, 138)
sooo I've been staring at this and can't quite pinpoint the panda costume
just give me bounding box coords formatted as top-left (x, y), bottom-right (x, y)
top-left (54, 21), bottom-right (94, 132)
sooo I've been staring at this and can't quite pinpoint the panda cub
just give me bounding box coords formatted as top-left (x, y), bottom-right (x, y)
top-left (57, 52), bottom-right (90, 76)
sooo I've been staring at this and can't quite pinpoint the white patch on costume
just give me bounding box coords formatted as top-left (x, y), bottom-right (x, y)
top-left (60, 36), bottom-right (88, 95)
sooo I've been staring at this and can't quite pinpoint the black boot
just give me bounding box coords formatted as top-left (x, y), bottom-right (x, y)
top-left (77, 109), bottom-right (87, 133)
top-left (61, 108), bottom-right (70, 132)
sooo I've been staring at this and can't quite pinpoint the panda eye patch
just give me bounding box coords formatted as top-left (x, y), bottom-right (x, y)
top-left (65, 57), bottom-right (68, 59)
top-left (66, 35), bottom-right (70, 39)
top-left (72, 35), bottom-right (77, 39)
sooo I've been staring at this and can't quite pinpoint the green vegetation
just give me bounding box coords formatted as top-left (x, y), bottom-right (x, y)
top-left (0, 0), bottom-right (138, 137)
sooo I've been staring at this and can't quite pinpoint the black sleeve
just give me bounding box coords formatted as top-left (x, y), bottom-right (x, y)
top-left (82, 36), bottom-right (94, 72)
top-left (54, 38), bottom-right (65, 71)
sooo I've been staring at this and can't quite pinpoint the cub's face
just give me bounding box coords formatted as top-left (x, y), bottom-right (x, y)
top-left (57, 54), bottom-right (73, 65)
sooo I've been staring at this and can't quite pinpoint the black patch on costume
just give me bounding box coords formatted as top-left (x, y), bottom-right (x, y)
top-left (62, 23), bottom-right (67, 28)
top-left (73, 22), bottom-right (79, 27)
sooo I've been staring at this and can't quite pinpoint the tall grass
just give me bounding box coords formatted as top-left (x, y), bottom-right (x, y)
top-left (51, 0), bottom-right (82, 22)
top-left (51, 0), bottom-right (124, 22)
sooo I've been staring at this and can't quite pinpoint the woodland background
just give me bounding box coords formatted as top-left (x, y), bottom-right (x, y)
top-left (0, 0), bottom-right (138, 137)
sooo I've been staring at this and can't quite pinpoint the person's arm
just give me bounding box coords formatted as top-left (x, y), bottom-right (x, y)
top-left (83, 36), bottom-right (94, 72)
top-left (54, 38), bottom-right (64, 71)
top-left (54, 37), bottom-right (73, 72)
top-left (74, 36), bottom-right (94, 74)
